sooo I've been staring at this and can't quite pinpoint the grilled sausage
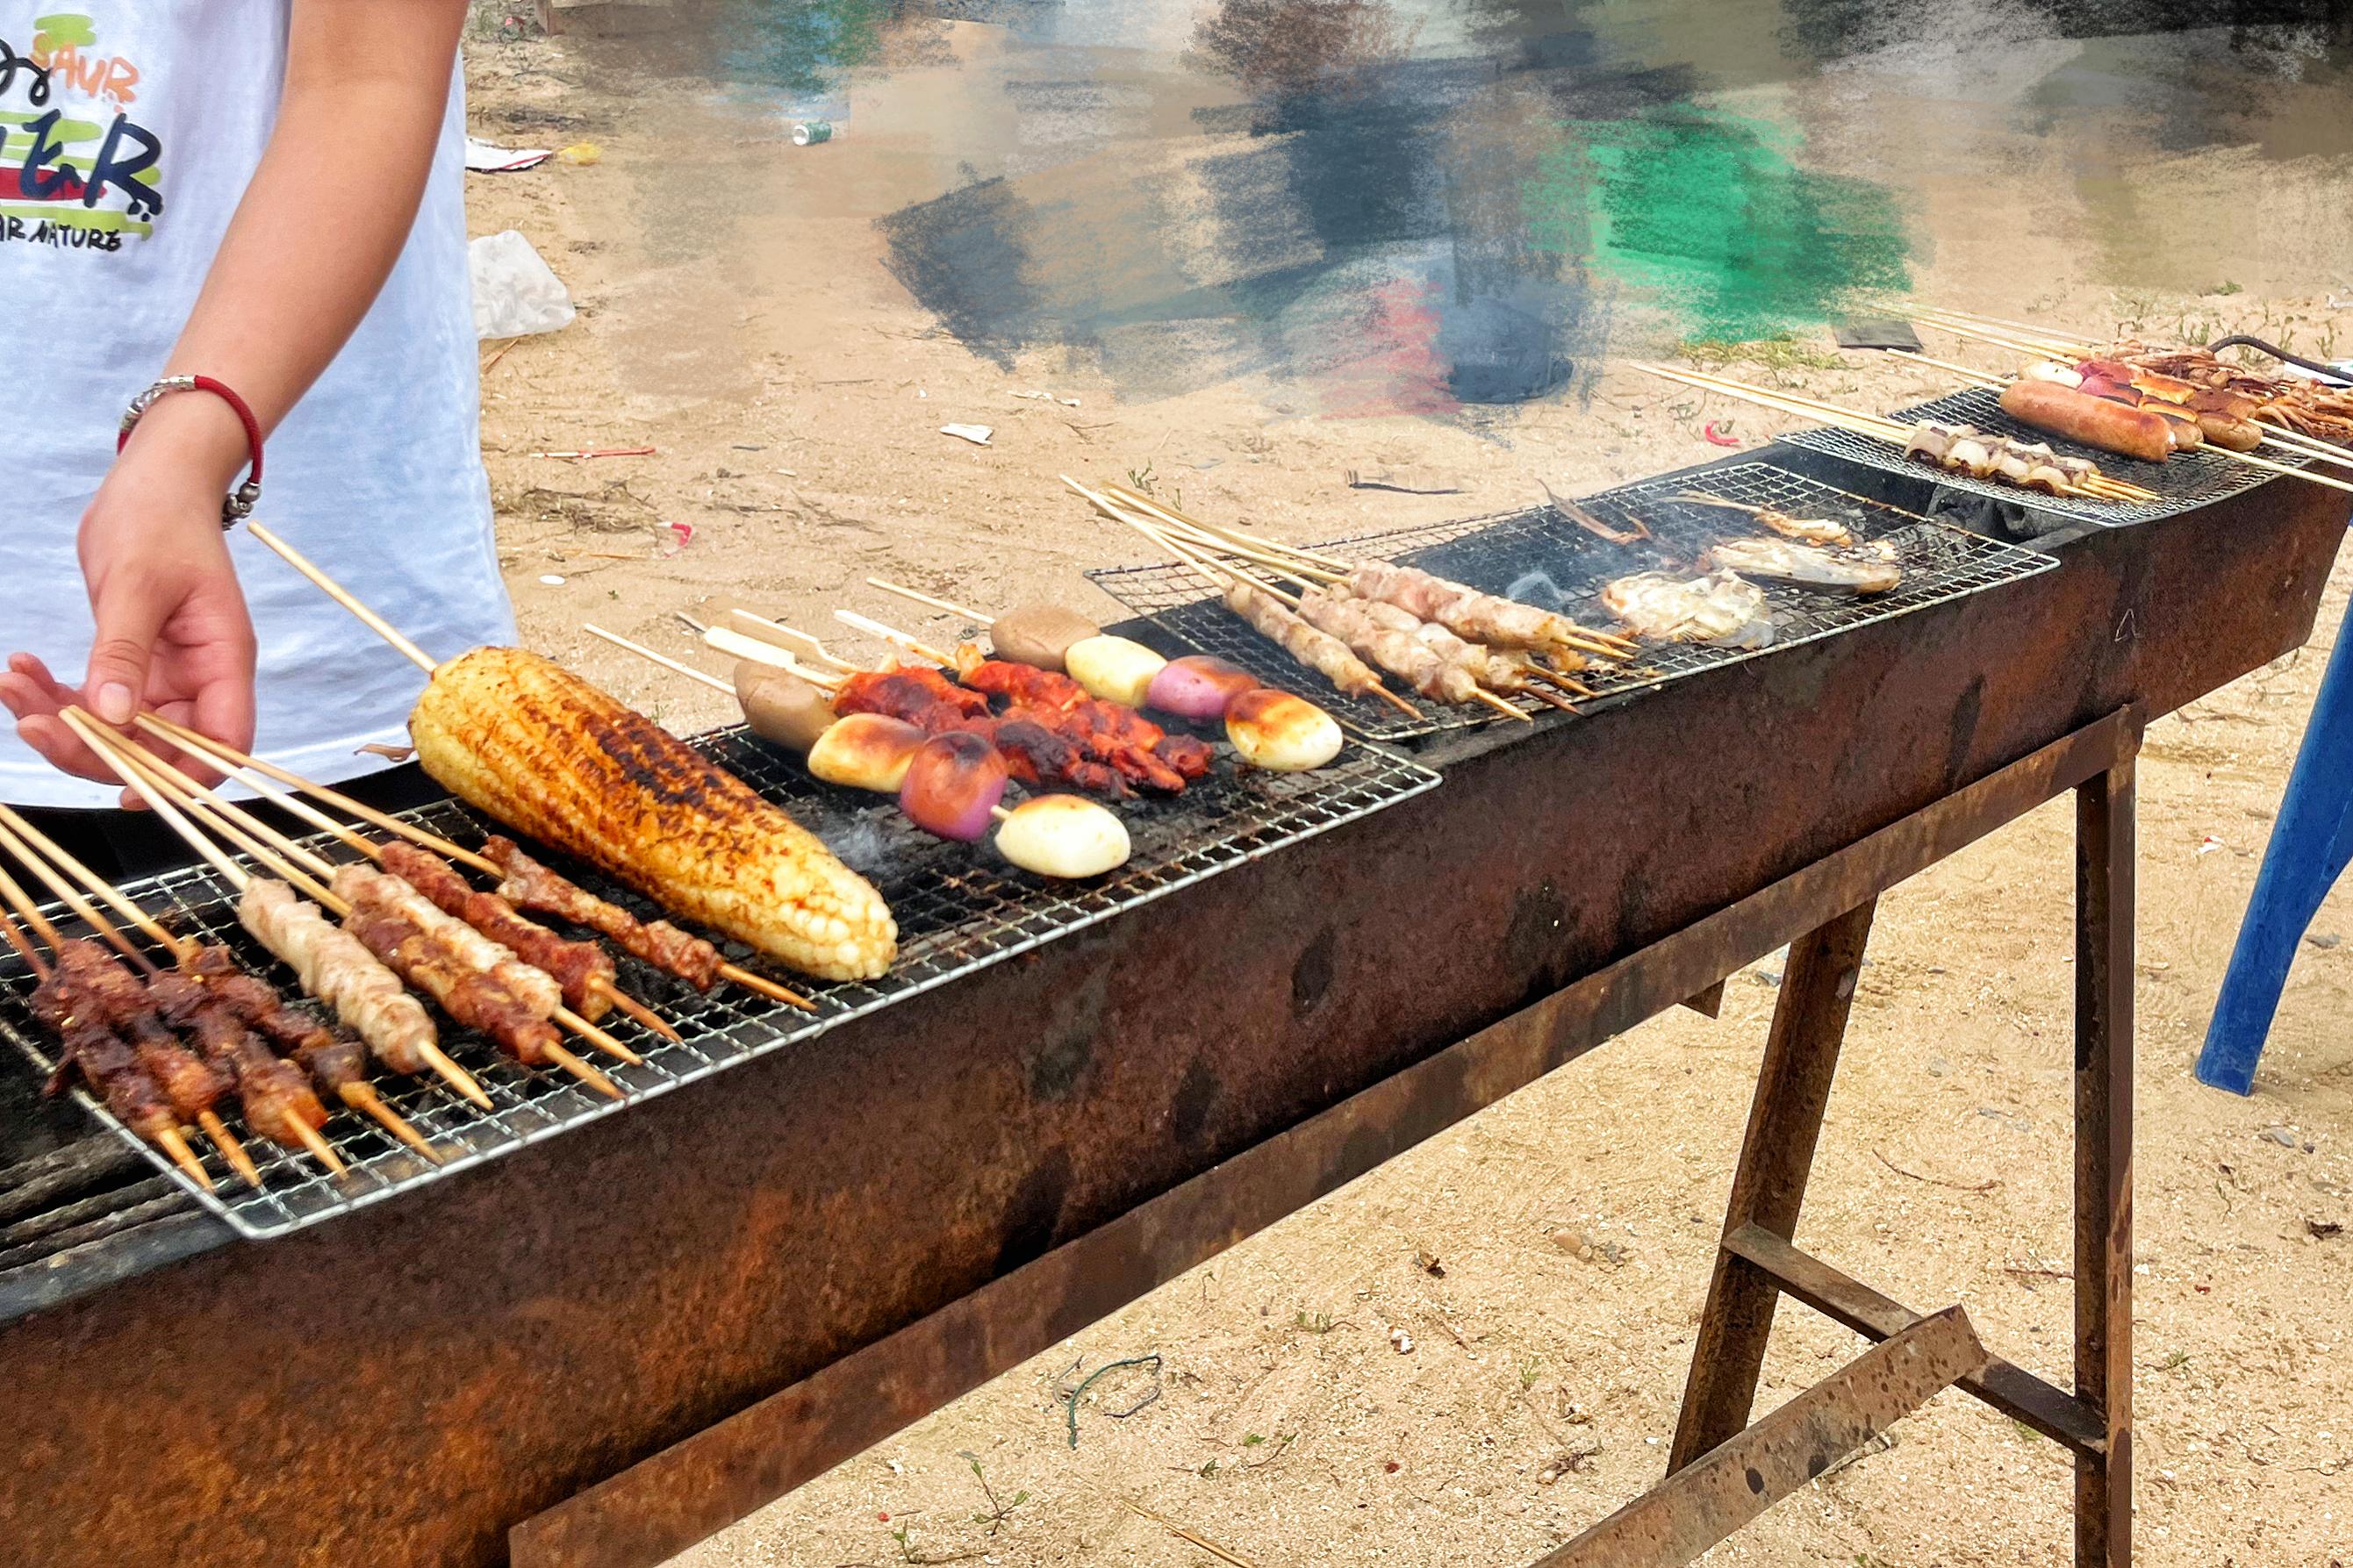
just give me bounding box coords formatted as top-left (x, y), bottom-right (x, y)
top-left (1998, 380), bottom-right (2175, 464)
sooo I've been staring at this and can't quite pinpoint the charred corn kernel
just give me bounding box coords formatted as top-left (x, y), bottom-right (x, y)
top-left (409, 648), bottom-right (896, 981)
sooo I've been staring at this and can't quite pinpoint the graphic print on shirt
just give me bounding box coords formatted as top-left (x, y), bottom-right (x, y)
top-left (0, 12), bottom-right (160, 251)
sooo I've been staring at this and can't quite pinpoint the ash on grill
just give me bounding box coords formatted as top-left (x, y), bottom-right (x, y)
top-left (1091, 462), bottom-right (2055, 740)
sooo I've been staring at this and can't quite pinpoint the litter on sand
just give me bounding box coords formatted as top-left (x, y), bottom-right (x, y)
top-left (463, 137), bottom-right (552, 173)
top-left (941, 424), bottom-right (994, 446)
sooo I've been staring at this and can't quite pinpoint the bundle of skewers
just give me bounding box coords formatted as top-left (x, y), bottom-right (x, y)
top-left (1629, 362), bottom-right (2162, 505)
top-left (1065, 477), bottom-right (1637, 726)
top-left (1895, 307), bottom-right (2353, 498)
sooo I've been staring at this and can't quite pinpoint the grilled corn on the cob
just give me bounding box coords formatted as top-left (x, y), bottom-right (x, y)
top-left (409, 648), bottom-right (896, 981)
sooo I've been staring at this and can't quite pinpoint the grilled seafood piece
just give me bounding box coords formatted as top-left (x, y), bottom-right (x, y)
top-left (1704, 539), bottom-right (1901, 595)
top-left (1600, 569), bottom-right (1775, 648)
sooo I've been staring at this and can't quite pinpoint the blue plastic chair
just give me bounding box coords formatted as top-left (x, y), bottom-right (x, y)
top-left (2198, 612), bottom-right (2353, 1093)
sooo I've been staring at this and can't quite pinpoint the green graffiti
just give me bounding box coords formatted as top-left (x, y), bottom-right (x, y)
top-left (32, 13), bottom-right (97, 51)
top-left (1527, 104), bottom-right (1912, 341)
top-left (714, 0), bottom-right (888, 99)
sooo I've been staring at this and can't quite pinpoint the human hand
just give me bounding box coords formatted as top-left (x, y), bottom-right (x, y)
top-left (2, 397), bottom-right (257, 804)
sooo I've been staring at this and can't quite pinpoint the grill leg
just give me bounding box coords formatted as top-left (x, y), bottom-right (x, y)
top-left (2075, 763), bottom-right (2134, 1567)
top-left (1667, 898), bottom-right (1877, 1471)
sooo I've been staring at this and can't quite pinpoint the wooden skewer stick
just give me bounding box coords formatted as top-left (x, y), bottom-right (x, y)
top-left (833, 609), bottom-right (957, 668)
top-left (583, 625), bottom-right (732, 695)
top-left (1098, 481), bottom-right (1359, 574)
top-left (0, 803), bottom-right (187, 957)
top-left (728, 611), bottom-right (862, 671)
top-left (244, 523), bottom-right (439, 673)
top-left (865, 577), bottom-right (996, 626)
top-left (337, 1081), bottom-right (441, 1164)
top-left (136, 718), bottom-right (678, 1050)
top-left (73, 716), bottom-right (619, 1102)
top-left (135, 706), bottom-right (818, 1019)
top-left (1912, 305), bottom-right (2099, 347)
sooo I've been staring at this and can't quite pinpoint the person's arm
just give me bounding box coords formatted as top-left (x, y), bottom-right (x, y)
top-left (2, 0), bottom-right (470, 793)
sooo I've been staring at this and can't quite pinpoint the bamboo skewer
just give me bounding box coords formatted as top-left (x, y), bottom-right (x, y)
top-left (138, 708), bottom-right (815, 1018)
top-left (245, 523), bottom-right (438, 674)
top-left (726, 611), bottom-right (862, 671)
top-left (832, 609), bottom-right (958, 669)
top-left (585, 626), bottom-right (732, 694)
top-left (865, 578), bottom-right (995, 626)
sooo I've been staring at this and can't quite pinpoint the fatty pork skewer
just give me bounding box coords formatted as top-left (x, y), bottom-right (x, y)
top-left (1628, 362), bottom-right (2155, 503)
top-left (1, 910), bottom-right (217, 1191)
top-left (0, 848), bottom-right (343, 1176)
top-left (62, 713), bottom-right (623, 1102)
top-left (132, 715), bottom-right (670, 1047)
top-left (1092, 480), bottom-right (1643, 662)
top-left (133, 711), bottom-right (812, 1014)
top-left (0, 802), bottom-right (448, 1160)
top-left (99, 734), bottom-right (642, 1070)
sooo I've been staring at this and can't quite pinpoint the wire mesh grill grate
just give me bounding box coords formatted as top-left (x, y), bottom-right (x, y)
top-left (0, 729), bottom-right (1438, 1240)
top-left (1087, 462), bottom-right (2057, 740)
top-left (1777, 385), bottom-right (2299, 526)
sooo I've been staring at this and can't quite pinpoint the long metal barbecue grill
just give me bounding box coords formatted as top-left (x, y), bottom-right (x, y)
top-left (1089, 462), bottom-right (2055, 740)
top-left (0, 730), bottom-right (1436, 1237)
top-left (1780, 384), bottom-right (2304, 526)
top-left (0, 439), bottom-right (2344, 1568)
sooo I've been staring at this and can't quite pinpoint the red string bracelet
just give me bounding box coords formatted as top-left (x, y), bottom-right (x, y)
top-left (118, 375), bottom-right (264, 527)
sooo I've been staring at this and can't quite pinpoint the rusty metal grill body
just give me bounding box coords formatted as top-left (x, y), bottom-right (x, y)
top-left (0, 447), bottom-right (2342, 1568)
top-left (1779, 386), bottom-right (2298, 526)
top-left (1088, 462), bottom-right (2055, 740)
top-left (0, 728), bottom-right (1437, 1237)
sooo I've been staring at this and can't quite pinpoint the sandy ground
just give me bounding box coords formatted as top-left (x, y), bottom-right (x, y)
top-left (460, 22), bottom-right (2352, 1568)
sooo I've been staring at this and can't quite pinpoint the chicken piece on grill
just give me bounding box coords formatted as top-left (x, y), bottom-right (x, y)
top-left (954, 655), bottom-right (1090, 713)
top-left (167, 946), bottom-right (370, 1098)
top-left (379, 841), bottom-right (617, 1019)
top-left (343, 897), bottom-right (562, 1068)
top-left (957, 716), bottom-right (1130, 799)
top-left (484, 836), bottom-right (728, 992)
top-left (836, 667), bottom-right (993, 722)
top-left (409, 647), bottom-right (895, 982)
top-left (33, 974), bottom-right (181, 1146)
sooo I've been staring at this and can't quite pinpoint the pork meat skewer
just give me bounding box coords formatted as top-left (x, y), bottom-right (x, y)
top-left (137, 711), bottom-right (814, 1013)
top-left (61, 712), bottom-right (622, 1102)
top-left (3, 911), bottom-right (216, 1191)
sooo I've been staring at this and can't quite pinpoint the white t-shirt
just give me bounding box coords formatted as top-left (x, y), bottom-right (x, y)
top-left (0, 6), bottom-right (515, 808)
